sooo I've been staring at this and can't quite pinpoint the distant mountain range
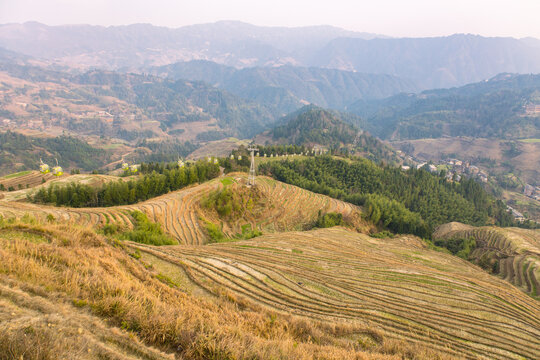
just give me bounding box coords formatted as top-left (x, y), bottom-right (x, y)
top-left (1, 22), bottom-right (540, 89)
top-left (348, 73), bottom-right (540, 140)
top-left (148, 61), bottom-right (417, 113)
top-left (311, 35), bottom-right (540, 89)
top-left (0, 21), bottom-right (380, 70)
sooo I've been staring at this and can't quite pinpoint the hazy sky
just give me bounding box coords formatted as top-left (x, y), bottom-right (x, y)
top-left (1, 0), bottom-right (539, 38)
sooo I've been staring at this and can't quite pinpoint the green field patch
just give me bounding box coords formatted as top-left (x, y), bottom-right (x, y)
top-left (220, 177), bottom-right (235, 186)
top-left (262, 276), bottom-right (299, 297)
top-left (100, 143), bottom-right (124, 149)
top-left (518, 138), bottom-right (540, 143)
top-left (1, 170), bottom-right (32, 180)
top-left (139, 252), bottom-right (202, 294)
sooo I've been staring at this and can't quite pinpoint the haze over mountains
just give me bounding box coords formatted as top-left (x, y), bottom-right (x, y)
top-left (1, 21), bottom-right (540, 89)
top-left (149, 61), bottom-right (417, 112)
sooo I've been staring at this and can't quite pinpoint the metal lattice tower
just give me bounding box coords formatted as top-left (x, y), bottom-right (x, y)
top-left (247, 145), bottom-right (257, 186)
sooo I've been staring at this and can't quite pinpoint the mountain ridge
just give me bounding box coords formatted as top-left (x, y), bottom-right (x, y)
top-left (148, 60), bottom-right (417, 112)
top-left (1, 22), bottom-right (539, 89)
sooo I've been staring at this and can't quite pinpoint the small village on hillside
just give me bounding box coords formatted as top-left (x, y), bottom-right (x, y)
top-left (396, 150), bottom-right (539, 223)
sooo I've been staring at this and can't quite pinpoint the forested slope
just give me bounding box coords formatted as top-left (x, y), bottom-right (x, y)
top-left (260, 156), bottom-right (514, 237)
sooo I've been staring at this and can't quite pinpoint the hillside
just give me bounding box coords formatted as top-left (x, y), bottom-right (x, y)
top-left (0, 174), bottom-right (367, 245)
top-left (2, 219), bottom-right (538, 359)
top-left (1, 221), bottom-right (417, 360)
top-left (348, 73), bottom-right (540, 140)
top-left (257, 106), bottom-right (398, 163)
top-left (390, 137), bottom-right (540, 185)
top-left (0, 63), bottom-right (278, 141)
top-left (149, 61), bottom-right (417, 113)
top-left (434, 222), bottom-right (540, 298)
top-left (260, 156), bottom-right (515, 237)
top-left (130, 227), bottom-right (540, 359)
top-left (0, 131), bottom-right (111, 177)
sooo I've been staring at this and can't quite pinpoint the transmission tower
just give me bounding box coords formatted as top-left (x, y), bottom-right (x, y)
top-left (247, 145), bottom-right (257, 186)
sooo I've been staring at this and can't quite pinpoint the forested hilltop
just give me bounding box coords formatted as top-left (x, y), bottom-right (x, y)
top-left (32, 161), bottom-right (220, 207)
top-left (349, 73), bottom-right (540, 140)
top-left (259, 106), bottom-right (398, 164)
top-left (260, 156), bottom-right (515, 238)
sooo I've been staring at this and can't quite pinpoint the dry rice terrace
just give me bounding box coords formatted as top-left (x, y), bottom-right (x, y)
top-left (0, 170), bottom-right (55, 192)
top-left (129, 227), bottom-right (540, 360)
top-left (0, 175), bottom-right (366, 244)
top-left (0, 222), bottom-right (462, 360)
top-left (434, 222), bottom-right (540, 298)
top-left (1, 174), bottom-right (539, 359)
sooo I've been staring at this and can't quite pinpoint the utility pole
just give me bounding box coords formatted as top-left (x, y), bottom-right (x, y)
top-left (247, 145), bottom-right (257, 186)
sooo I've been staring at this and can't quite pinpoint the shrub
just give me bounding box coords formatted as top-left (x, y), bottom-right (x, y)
top-left (205, 221), bottom-right (226, 243)
top-left (120, 211), bottom-right (176, 246)
top-left (433, 237), bottom-right (476, 259)
top-left (315, 211), bottom-right (344, 228)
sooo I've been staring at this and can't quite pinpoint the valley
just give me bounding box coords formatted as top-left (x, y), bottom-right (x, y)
top-left (0, 15), bottom-right (539, 360)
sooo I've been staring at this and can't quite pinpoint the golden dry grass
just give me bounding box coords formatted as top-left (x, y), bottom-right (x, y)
top-left (130, 228), bottom-right (540, 360)
top-left (0, 221), bottom-right (461, 360)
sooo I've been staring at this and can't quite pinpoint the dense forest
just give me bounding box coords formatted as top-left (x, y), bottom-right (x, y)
top-left (260, 156), bottom-right (514, 237)
top-left (32, 161), bottom-right (220, 207)
top-left (0, 131), bottom-right (110, 176)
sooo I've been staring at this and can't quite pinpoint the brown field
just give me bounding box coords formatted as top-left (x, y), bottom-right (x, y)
top-left (0, 175), bottom-right (367, 245)
top-left (0, 222), bottom-right (463, 360)
top-left (0, 170), bottom-right (55, 190)
top-left (187, 137), bottom-right (251, 159)
top-left (127, 227), bottom-right (540, 359)
top-left (434, 222), bottom-right (540, 298)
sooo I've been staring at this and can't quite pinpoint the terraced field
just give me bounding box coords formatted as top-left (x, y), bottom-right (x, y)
top-left (0, 170), bottom-right (55, 190)
top-left (434, 222), bottom-right (540, 298)
top-left (0, 175), bottom-right (365, 245)
top-left (129, 227), bottom-right (540, 360)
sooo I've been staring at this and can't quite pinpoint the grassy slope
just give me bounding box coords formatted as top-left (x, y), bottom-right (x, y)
top-left (0, 222), bottom-right (458, 360)
top-left (434, 222), bottom-right (540, 298)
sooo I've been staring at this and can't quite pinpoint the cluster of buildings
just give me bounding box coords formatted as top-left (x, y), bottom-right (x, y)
top-left (398, 153), bottom-right (488, 184)
top-left (523, 184), bottom-right (540, 201)
top-left (507, 206), bottom-right (525, 222)
top-left (524, 104), bottom-right (540, 115)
